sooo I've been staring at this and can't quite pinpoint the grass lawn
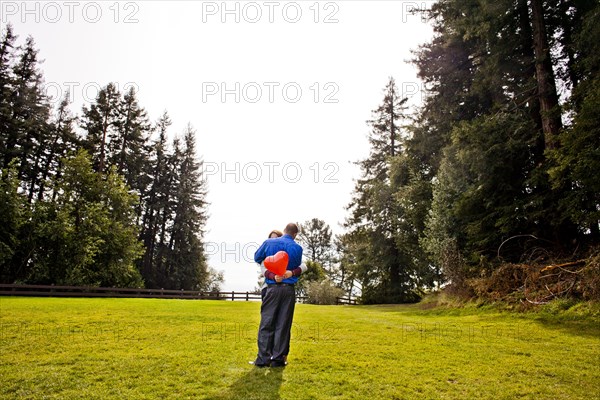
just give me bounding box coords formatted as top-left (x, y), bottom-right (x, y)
top-left (0, 296), bottom-right (599, 399)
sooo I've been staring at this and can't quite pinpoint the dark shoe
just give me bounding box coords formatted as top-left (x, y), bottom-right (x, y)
top-left (270, 360), bottom-right (287, 368)
top-left (249, 360), bottom-right (270, 368)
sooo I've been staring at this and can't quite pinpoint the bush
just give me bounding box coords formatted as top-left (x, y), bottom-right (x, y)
top-left (305, 280), bottom-right (345, 305)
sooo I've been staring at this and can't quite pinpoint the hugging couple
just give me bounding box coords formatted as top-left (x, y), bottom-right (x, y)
top-left (251, 222), bottom-right (307, 368)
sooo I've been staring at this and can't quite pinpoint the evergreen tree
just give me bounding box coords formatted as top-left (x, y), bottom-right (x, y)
top-left (360, 77), bottom-right (407, 181)
top-left (298, 218), bottom-right (333, 268)
top-left (109, 86), bottom-right (152, 210)
top-left (345, 78), bottom-right (420, 303)
top-left (0, 28), bottom-right (213, 290)
top-left (0, 161), bottom-right (29, 283)
top-left (408, 0), bottom-right (599, 290)
top-left (138, 111), bottom-right (173, 287)
top-left (82, 84), bottom-right (151, 217)
top-left (162, 125), bottom-right (209, 290)
top-left (80, 83), bottom-right (121, 173)
top-left (331, 233), bottom-right (359, 297)
top-left (7, 35), bottom-right (52, 201)
top-left (0, 25), bottom-right (17, 170)
top-left (36, 93), bottom-right (79, 201)
top-left (548, 5), bottom-right (600, 242)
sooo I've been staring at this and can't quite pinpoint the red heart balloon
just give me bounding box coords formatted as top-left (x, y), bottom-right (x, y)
top-left (264, 251), bottom-right (289, 276)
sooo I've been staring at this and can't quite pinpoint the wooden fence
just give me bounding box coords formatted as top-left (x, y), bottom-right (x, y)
top-left (336, 296), bottom-right (359, 305)
top-left (0, 284), bottom-right (357, 304)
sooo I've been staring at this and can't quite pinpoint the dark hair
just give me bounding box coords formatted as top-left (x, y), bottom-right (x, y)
top-left (283, 222), bottom-right (299, 236)
top-left (268, 230), bottom-right (283, 238)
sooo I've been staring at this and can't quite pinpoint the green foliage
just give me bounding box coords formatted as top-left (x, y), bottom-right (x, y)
top-left (423, 112), bottom-right (538, 267)
top-left (29, 150), bottom-right (144, 287)
top-left (400, 0), bottom-right (600, 296)
top-left (548, 78), bottom-right (600, 235)
top-left (0, 28), bottom-right (210, 290)
top-left (548, 5), bottom-right (600, 235)
top-left (161, 125), bottom-right (209, 290)
top-left (80, 83), bottom-right (124, 174)
top-left (295, 260), bottom-right (327, 296)
top-left (0, 30), bottom-right (56, 203)
top-left (344, 78), bottom-right (424, 303)
top-left (304, 260), bottom-right (327, 282)
top-left (203, 267), bottom-right (225, 292)
top-left (298, 218), bottom-right (333, 267)
top-left (0, 162), bottom-right (28, 281)
top-left (389, 154), bottom-right (440, 288)
top-left (330, 233), bottom-right (358, 295)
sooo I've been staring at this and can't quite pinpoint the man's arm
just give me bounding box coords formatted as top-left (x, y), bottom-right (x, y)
top-left (280, 262), bottom-right (306, 280)
top-left (254, 240), bottom-right (268, 264)
top-left (283, 246), bottom-right (304, 279)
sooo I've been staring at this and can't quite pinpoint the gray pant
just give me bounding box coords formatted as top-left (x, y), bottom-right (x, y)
top-left (255, 284), bottom-right (296, 365)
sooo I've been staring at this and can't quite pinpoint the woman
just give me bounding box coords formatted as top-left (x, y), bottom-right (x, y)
top-left (260, 230), bottom-right (283, 299)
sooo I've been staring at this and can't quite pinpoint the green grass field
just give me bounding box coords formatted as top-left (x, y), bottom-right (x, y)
top-left (0, 297), bottom-right (599, 399)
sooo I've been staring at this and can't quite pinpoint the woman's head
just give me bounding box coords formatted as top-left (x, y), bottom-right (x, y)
top-left (269, 230), bottom-right (283, 239)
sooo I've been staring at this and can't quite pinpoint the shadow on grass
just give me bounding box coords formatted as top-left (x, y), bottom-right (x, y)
top-left (532, 318), bottom-right (600, 340)
top-left (368, 302), bottom-right (600, 340)
top-left (212, 367), bottom-right (285, 400)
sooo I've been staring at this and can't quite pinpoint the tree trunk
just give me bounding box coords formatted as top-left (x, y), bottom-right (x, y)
top-left (517, 0), bottom-right (543, 132)
top-left (530, 0), bottom-right (562, 150)
top-left (99, 112), bottom-right (109, 173)
top-left (390, 94), bottom-right (395, 157)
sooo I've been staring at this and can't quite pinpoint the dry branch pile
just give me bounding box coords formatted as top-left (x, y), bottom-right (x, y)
top-left (467, 249), bottom-right (600, 304)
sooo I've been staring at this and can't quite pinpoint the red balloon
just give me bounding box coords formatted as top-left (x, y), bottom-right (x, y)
top-left (264, 251), bottom-right (289, 276)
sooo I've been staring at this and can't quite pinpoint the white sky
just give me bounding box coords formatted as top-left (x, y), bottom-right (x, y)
top-left (2, 0), bottom-right (434, 291)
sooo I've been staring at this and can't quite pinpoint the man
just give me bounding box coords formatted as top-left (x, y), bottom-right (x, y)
top-left (259, 229), bottom-right (307, 301)
top-left (252, 222), bottom-right (303, 368)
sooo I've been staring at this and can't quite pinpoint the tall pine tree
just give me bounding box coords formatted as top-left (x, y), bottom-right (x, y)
top-left (163, 125), bottom-right (209, 290)
top-left (81, 83), bottom-right (121, 174)
top-left (345, 77), bottom-right (421, 303)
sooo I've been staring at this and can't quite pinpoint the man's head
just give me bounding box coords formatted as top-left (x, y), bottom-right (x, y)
top-left (283, 222), bottom-right (299, 239)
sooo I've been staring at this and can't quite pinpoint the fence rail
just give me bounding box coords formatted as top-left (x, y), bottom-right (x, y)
top-left (336, 297), bottom-right (359, 305)
top-left (0, 284), bottom-right (344, 303)
top-left (0, 284), bottom-right (225, 299)
top-left (0, 284), bottom-right (357, 304)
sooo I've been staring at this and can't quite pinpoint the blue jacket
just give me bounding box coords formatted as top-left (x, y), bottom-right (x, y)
top-left (254, 234), bottom-right (303, 285)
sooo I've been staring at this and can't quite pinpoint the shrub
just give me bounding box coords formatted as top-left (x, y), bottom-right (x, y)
top-left (305, 280), bottom-right (345, 305)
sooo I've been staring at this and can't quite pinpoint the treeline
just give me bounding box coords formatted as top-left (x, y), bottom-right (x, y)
top-left (0, 25), bottom-right (219, 290)
top-left (341, 0), bottom-right (600, 303)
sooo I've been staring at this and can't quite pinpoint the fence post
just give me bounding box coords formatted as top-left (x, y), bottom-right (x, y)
top-left (231, 291), bottom-right (234, 301)
top-left (246, 292), bottom-right (249, 301)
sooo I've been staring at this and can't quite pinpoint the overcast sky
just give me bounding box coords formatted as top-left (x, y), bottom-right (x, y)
top-left (2, 0), bottom-right (435, 291)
